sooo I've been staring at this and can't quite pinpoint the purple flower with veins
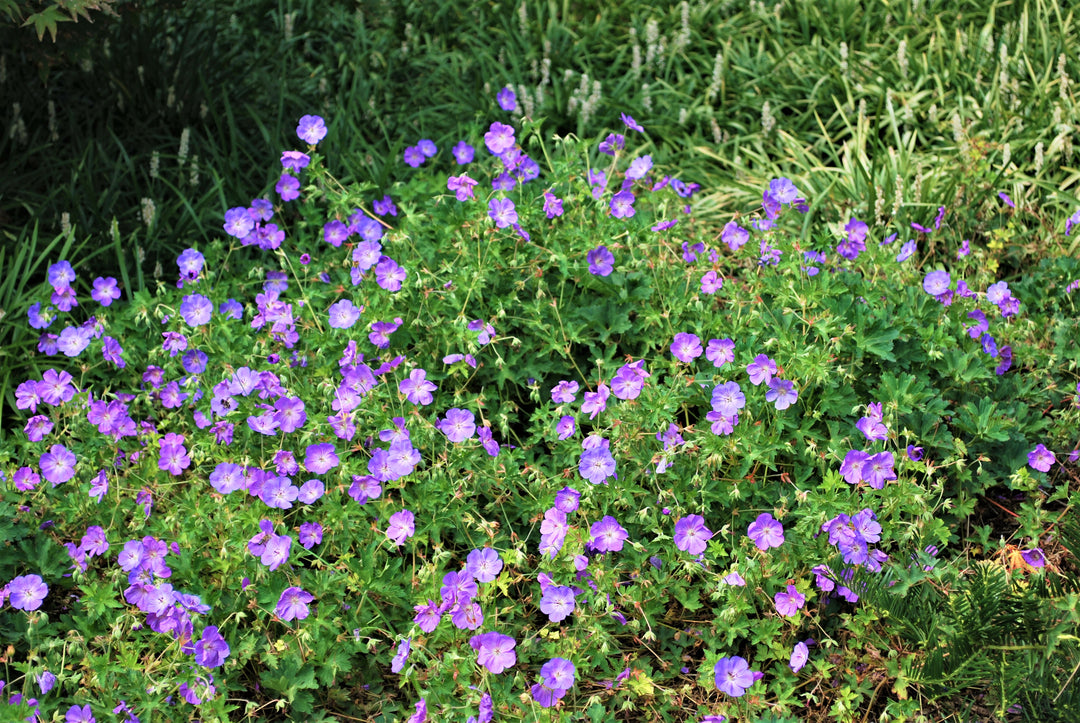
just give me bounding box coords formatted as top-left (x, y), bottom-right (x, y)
top-left (277, 586), bottom-right (314, 621)
top-left (610, 190), bottom-right (636, 218)
top-left (386, 509), bottom-right (415, 546)
top-left (466, 547), bottom-right (503, 583)
top-left (714, 656), bottom-right (757, 697)
top-left (923, 270), bottom-right (951, 297)
top-left (488, 197), bottom-right (518, 228)
top-left (452, 140), bottom-right (474, 164)
top-left (399, 369), bottom-right (436, 405)
top-left (579, 446), bottom-right (616, 484)
top-left (194, 625), bottom-right (230, 668)
top-left (670, 332), bottom-right (703, 362)
top-left (765, 378), bottom-right (798, 410)
top-left (589, 515), bottom-right (628, 552)
top-left (484, 122), bottom-right (516, 155)
top-left (40, 444), bottom-right (77, 485)
top-left (746, 354), bottom-right (777, 386)
top-left (587, 245), bottom-right (615, 276)
top-left (540, 585), bottom-right (577, 622)
top-left (747, 513), bottom-right (784, 550)
top-left (297, 114), bottom-right (327, 144)
top-left (556, 415), bottom-right (575, 439)
top-left (774, 584), bottom-right (806, 616)
top-left (626, 155), bottom-right (652, 180)
top-left (375, 256), bottom-right (407, 291)
top-left (706, 338), bottom-right (735, 367)
top-left (448, 174), bottom-right (478, 201)
top-left (674, 515), bottom-right (713, 555)
top-left (8, 573), bottom-right (48, 611)
top-left (711, 382), bottom-right (745, 417)
top-left (621, 113), bottom-right (644, 132)
top-left (551, 380), bottom-right (579, 403)
top-left (304, 443), bottom-right (339, 474)
top-left (471, 631), bottom-right (517, 674)
top-left (92, 277), bottom-right (121, 306)
top-left (437, 408), bottom-right (476, 442)
top-left (1028, 444), bottom-right (1056, 472)
top-left (496, 86), bottom-right (517, 111)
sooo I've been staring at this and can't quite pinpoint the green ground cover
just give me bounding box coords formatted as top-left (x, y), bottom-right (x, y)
top-left (0, 1), bottom-right (1078, 721)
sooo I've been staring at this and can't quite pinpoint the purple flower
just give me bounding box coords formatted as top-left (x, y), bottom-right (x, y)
top-left (587, 245), bottom-right (615, 276)
top-left (1021, 548), bottom-right (1046, 568)
top-left (747, 513), bottom-right (784, 551)
top-left (765, 378), bottom-right (798, 410)
top-left (65, 704), bottom-right (95, 723)
top-left (610, 189), bottom-right (636, 218)
top-left (1028, 444), bottom-right (1056, 472)
top-left (722, 221), bottom-right (749, 251)
top-left (700, 270), bottom-right (723, 294)
top-left (484, 122), bottom-right (516, 155)
top-left (391, 637), bottom-right (411, 673)
top-left (448, 174), bottom-right (478, 201)
top-left (610, 359), bottom-right (650, 400)
top-left (261, 533), bottom-right (291, 570)
top-left (40, 444), bottom-right (77, 485)
top-left (471, 631), bottom-right (517, 674)
top-left (589, 515), bottom-right (628, 552)
top-left (554, 486), bottom-right (580, 513)
top-left (710, 382), bottom-right (745, 417)
top-left (706, 338), bottom-right (735, 367)
top-left (452, 140), bottom-right (475, 164)
top-left (542, 190), bottom-right (564, 219)
top-left (194, 625), bottom-right (230, 668)
top-left (746, 354), bottom-right (777, 386)
top-left (276, 586), bottom-right (314, 621)
top-left (556, 415), bottom-right (575, 440)
top-left (670, 332), bottom-right (703, 362)
top-left (790, 641), bottom-right (810, 672)
top-left (327, 299), bottom-right (362, 329)
top-left (179, 294), bottom-right (213, 327)
top-left (497, 86), bottom-right (517, 111)
top-left (48, 259), bottom-right (76, 289)
top-left (626, 155), bottom-right (652, 180)
top-left (621, 113), bottom-right (644, 132)
top-left (896, 239), bottom-right (917, 262)
top-left (418, 139), bottom-right (437, 157)
top-left (540, 585), bottom-right (577, 622)
top-left (304, 443), bottom-right (339, 474)
top-left (923, 270), bottom-right (951, 297)
top-left (599, 132), bottom-right (625, 155)
top-left (551, 380), bottom-right (579, 403)
top-left (437, 408), bottom-right (476, 442)
top-left (386, 509), bottom-right (415, 546)
top-left (375, 256), bottom-right (407, 291)
top-left (399, 369), bottom-right (437, 406)
top-left (774, 584), bottom-right (806, 616)
top-left (579, 446), bottom-right (616, 485)
top-left (276, 173), bottom-right (300, 202)
top-left (8, 573), bottom-right (48, 611)
top-left (714, 656), bottom-right (756, 697)
top-left (297, 114), bottom-right (327, 144)
top-left (281, 150), bottom-right (310, 171)
top-left (403, 145), bottom-right (426, 167)
top-left (488, 197), bottom-right (518, 228)
top-left (466, 548), bottom-right (503, 583)
top-left (91, 277), bottom-right (121, 306)
top-left (674, 515), bottom-right (713, 555)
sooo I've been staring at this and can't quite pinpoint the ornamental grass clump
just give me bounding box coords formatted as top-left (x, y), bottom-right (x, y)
top-left (2, 95), bottom-right (1079, 723)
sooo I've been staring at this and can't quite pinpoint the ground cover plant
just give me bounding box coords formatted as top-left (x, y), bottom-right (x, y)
top-left (1, 93), bottom-right (1079, 722)
top-left (5, 0), bottom-right (1080, 434)
top-left (2, 1), bottom-right (1080, 722)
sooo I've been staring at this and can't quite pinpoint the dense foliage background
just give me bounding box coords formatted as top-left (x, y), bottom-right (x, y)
top-left (1, 1), bottom-right (1078, 722)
